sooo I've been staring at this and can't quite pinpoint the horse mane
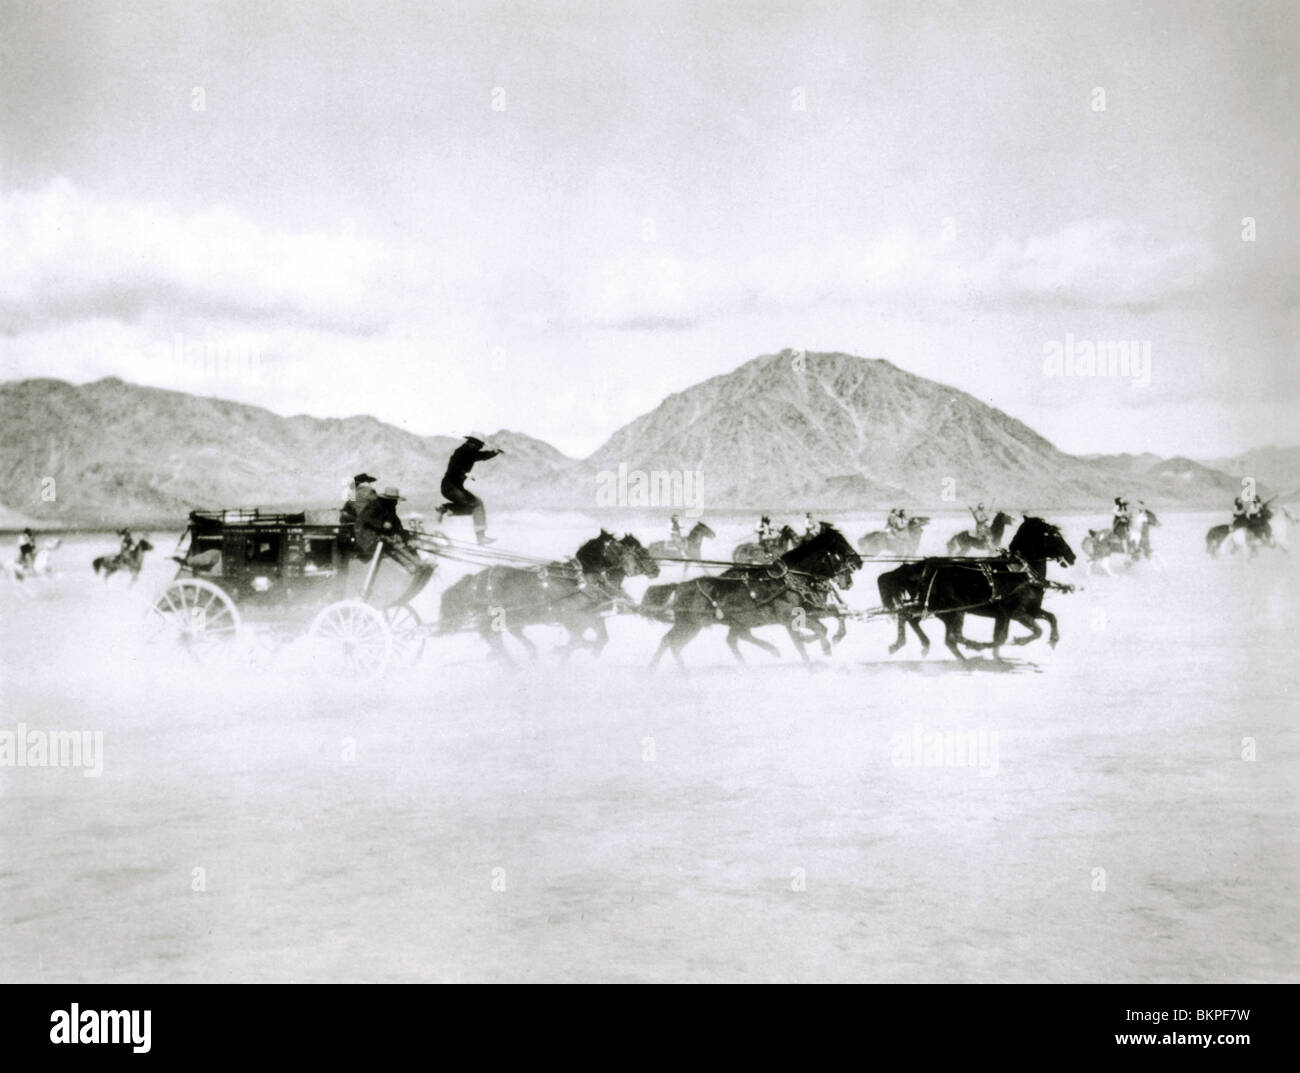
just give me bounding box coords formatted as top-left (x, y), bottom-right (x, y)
top-left (780, 523), bottom-right (851, 564)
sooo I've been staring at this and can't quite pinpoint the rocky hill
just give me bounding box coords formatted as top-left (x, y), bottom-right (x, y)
top-left (0, 353), bottom-right (1282, 527)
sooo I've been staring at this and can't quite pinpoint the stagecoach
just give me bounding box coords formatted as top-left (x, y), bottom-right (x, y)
top-left (144, 508), bottom-right (434, 674)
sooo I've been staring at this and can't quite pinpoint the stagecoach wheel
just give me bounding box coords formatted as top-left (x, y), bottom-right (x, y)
top-left (384, 604), bottom-right (427, 668)
top-left (144, 578), bottom-right (243, 662)
top-left (308, 600), bottom-right (393, 677)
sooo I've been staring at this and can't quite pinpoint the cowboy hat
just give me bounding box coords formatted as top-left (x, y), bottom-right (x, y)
top-left (353, 472), bottom-right (378, 484)
top-left (378, 486), bottom-right (404, 500)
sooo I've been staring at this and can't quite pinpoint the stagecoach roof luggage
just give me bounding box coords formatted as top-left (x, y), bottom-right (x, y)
top-left (187, 508), bottom-right (345, 531)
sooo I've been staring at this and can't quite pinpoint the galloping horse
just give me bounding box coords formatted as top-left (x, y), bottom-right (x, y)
top-left (439, 531), bottom-right (659, 660)
top-left (92, 539), bottom-right (154, 585)
top-left (646, 523), bottom-right (863, 668)
top-left (877, 517), bottom-right (1076, 661)
top-left (1081, 526), bottom-right (1132, 573)
top-left (858, 516), bottom-right (930, 558)
top-left (2, 538), bottom-right (62, 583)
top-left (945, 510), bottom-right (1015, 556)
top-left (1209, 504), bottom-right (1293, 558)
top-left (647, 521), bottom-right (717, 562)
top-left (732, 524), bottom-right (799, 564)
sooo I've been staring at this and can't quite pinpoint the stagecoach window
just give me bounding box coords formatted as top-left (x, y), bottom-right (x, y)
top-left (245, 536), bottom-right (280, 564)
top-left (305, 537), bottom-right (335, 570)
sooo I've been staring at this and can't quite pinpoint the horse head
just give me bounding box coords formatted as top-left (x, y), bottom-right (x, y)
top-left (909, 515), bottom-right (931, 530)
top-left (617, 534), bottom-right (660, 579)
top-left (784, 523), bottom-right (863, 587)
top-left (575, 530), bottom-right (618, 572)
top-left (1010, 517), bottom-right (1075, 568)
top-left (690, 521), bottom-right (716, 541)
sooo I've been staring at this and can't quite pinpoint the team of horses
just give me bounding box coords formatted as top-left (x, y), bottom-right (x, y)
top-left (430, 515), bottom-right (1086, 669)
top-left (9, 502), bottom-right (1290, 667)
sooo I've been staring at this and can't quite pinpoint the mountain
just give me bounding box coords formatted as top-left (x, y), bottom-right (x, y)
top-left (0, 353), bottom-right (1273, 526)
top-left (0, 377), bottom-right (577, 526)
top-left (1202, 446), bottom-right (1300, 498)
top-left (583, 351), bottom-right (1248, 509)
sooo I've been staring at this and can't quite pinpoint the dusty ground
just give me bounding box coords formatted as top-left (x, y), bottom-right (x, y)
top-left (0, 511), bottom-right (1295, 982)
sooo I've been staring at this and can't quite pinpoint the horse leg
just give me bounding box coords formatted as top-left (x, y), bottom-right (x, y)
top-left (483, 626), bottom-right (513, 663)
top-left (830, 612), bottom-right (847, 645)
top-left (590, 617), bottom-right (611, 658)
top-left (939, 613), bottom-right (967, 661)
top-left (652, 621), bottom-right (697, 671)
top-left (509, 626), bottom-right (538, 660)
top-left (807, 616), bottom-right (833, 656)
top-left (725, 626), bottom-right (746, 663)
top-left (989, 613), bottom-right (1010, 661)
top-left (735, 627), bottom-right (781, 659)
top-left (1038, 608), bottom-right (1059, 646)
top-left (888, 614), bottom-right (908, 654)
top-left (1011, 612), bottom-right (1044, 646)
top-left (905, 616), bottom-right (930, 656)
top-left (778, 624), bottom-right (811, 663)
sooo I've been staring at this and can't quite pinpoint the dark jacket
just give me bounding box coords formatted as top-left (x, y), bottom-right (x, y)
top-left (443, 443), bottom-right (500, 486)
top-left (341, 483), bottom-right (377, 526)
top-left (355, 496), bottom-right (408, 557)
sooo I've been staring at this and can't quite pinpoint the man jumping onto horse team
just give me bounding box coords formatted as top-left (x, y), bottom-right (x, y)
top-left (436, 435), bottom-right (502, 545)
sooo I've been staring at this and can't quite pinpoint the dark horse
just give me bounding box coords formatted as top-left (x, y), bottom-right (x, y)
top-left (858, 516), bottom-right (931, 558)
top-left (439, 531), bottom-right (659, 660)
top-left (646, 523), bottom-right (863, 669)
top-left (732, 524), bottom-right (799, 564)
top-left (945, 510), bottom-right (1015, 556)
top-left (877, 517), bottom-right (1075, 661)
top-left (92, 539), bottom-right (154, 585)
top-left (647, 520), bottom-right (717, 562)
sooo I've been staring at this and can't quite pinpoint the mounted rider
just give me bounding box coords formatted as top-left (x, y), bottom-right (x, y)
top-left (756, 514), bottom-right (777, 550)
top-left (1233, 490), bottom-right (1272, 544)
top-left (969, 503), bottom-right (991, 544)
top-left (116, 527), bottom-right (134, 558)
top-left (669, 513), bottom-right (684, 553)
top-left (1111, 497), bottom-right (1132, 552)
top-left (436, 435), bottom-right (502, 545)
top-left (17, 528), bottom-right (36, 570)
top-left (804, 512), bottom-right (817, 540)
top-left (1133, 499), bottom-right (1154, 558)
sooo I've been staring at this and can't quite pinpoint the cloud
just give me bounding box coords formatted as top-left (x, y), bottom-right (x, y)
top-left (0, 178), bottom-right (393, 335)
top-left (568, 220), bottom-right (1217, 330)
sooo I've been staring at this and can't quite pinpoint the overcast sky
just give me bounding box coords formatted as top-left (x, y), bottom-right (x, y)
top-left (1, 0), bottom-right (1296, 459)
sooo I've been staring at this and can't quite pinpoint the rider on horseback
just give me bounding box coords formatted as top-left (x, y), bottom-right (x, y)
top-left (757, 514), bottom-right (777, 550)
top-left (1111, 497), bottom-right (1132, 553)
top-left (1234, 491), bottom-right (1272, 545)
top-left (669, 514), bottom-right (683, 553)
top-left (18, 528), bottom-right (36, 570)
top-left (1134, 499), bottom-right (1153, 559)
top-left (970, 503), bottom-right (991, 544)
top-left (886, 508), bottom-right (909, 549)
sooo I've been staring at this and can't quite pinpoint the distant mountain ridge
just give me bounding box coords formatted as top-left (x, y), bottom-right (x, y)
top-left (0, 353), bottom-right (1293, 527)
